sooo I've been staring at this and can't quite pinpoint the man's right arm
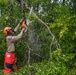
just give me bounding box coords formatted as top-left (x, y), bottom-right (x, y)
top-left (10, 28), bottom-right (25, 42)
top-left (14, 23), bottom-right (21, 32)
top-left (14, 19), bottom-right (23, 32)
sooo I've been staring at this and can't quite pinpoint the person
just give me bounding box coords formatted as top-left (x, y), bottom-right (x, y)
top-left (3, 19), bottom-right (27, 74)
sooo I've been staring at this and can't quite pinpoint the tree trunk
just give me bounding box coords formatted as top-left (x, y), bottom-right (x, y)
top-left (9, 0), bottom-right (13, 16)
top-left (62, 0), bottom-right (65, 5)
top-left (20, 0), bottom-right (25, 18)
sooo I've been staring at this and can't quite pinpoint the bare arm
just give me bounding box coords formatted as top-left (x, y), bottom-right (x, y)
top-left (14, 22), bottom-right (21, 32)
top-left (7, 28), bottom-right (25, 42)
top-left (14, 19), bottom-right (23, 32)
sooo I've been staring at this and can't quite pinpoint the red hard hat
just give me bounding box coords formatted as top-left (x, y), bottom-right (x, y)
top-left (3, 27), bottom-right (11, 35)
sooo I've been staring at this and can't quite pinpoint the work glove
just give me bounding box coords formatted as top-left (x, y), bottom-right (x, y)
top-left (22, 20), bottom-right (27, 29)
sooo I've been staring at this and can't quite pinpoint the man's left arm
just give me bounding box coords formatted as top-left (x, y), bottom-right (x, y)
top-left (14, 19), bottom-right (23, 32)
top-left (14, 23), bottom-right (21, 32)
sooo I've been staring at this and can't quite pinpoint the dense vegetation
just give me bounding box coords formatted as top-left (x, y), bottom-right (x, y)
top-left (0, 0), bottom-right (76, 75)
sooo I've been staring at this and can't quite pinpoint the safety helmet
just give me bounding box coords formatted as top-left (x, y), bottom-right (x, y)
top-left (3, 27), bottom-right (11, 35)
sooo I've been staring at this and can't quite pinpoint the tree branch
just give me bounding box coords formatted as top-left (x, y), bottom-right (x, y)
top-left (25, 5), bottom-right (61, 60)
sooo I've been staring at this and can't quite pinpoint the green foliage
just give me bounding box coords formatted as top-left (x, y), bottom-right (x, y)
top-left (0, 0), bottom-right (8, 5)
top-left (0, 49), bottom-right (75, 75)
top-left (0, 0), bottom-right (76, 75)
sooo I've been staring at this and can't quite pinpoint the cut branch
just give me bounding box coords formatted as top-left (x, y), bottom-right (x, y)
top-left (25, 5), bottom-right (61, 60)
top-left (33, 13), bottom-right (61, 60)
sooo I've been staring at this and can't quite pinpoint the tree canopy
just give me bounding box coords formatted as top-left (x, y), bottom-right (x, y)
top-left (0, 0), bottom-right (76, 75)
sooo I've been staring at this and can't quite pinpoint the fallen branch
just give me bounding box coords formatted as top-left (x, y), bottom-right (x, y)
top-left (25, 5), bottom-right (61, 60)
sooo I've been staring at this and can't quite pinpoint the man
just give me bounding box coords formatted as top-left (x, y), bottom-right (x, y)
top-left (3, 19), bottom-right (27, 74)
